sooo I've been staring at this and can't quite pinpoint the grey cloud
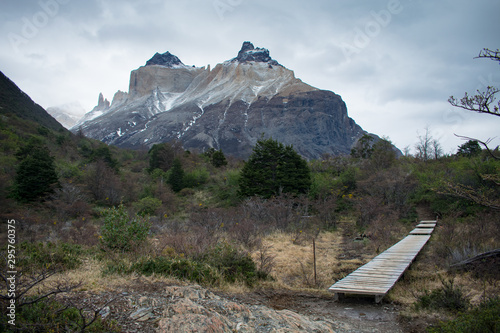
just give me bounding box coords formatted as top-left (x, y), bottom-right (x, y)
top-left (0, 0), bottom-right (499, 153)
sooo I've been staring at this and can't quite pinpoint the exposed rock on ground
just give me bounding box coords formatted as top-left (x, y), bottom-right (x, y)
top-left (63, 282), bottom-right (403, 332)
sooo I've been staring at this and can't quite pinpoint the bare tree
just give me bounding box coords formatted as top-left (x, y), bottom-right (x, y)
top-left (402, 145), bottom-right (412, 157)
top-left (415, 127), bottom-right (434, 161)
top-left (448, 47), bottom-right (500, 160)
top-left (448, 48), bottom-right (500, 117)
top-left (448, 86), bottom-right (500, 117)
top-left (431, 139), bottom-right (443, 159)
top-left (85, 159), bottom-right (122, 204)
top-left (475, 48), bottom-right (500, 62)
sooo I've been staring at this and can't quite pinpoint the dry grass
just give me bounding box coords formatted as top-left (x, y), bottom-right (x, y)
top-left (36, 257), bottom-right (187, 296)
top-left (251, 230), bottom-right (374, 290)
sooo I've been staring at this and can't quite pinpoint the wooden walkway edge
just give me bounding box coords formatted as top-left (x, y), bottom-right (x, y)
top-left (328, 220), bottom-right (437, 303)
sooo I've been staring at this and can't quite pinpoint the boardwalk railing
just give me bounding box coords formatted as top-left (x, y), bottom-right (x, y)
top-left (329, 220), bottom-right (437, 303)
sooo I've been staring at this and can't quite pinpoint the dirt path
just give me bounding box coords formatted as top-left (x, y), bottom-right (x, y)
top-left (219, 289), bottom-right (405, 333)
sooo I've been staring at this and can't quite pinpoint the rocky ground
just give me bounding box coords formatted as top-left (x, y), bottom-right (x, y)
top-left (64, 279), bottom-right (405, 333)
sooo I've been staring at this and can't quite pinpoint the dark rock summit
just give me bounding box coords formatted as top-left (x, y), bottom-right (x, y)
top-left (232, 41), bottom-right (280, 66)
top-left (146, 51), bottom-right (184, 67)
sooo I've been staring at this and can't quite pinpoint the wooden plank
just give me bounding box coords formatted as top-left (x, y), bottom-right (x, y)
top-left (410, 228), bottom-right (434, 235)
top-left (329, 223), bottom-right (435, 302)
top-left (416, 223), bottom-right (436, 228)
top-left (333, 284), bottom-right (394, 290)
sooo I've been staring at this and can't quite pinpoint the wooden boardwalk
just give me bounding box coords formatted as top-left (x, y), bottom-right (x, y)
top-left (329, 220), bottom-right (437, 303)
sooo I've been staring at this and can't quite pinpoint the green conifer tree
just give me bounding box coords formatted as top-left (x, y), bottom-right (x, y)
top-left (457, 140), bottom-right (482, 157)
top-left (167, 158), bottom-right (184, 192)
top-left (13, 143), bottom-right (59, 202)
top-left (238, 138), bottom-right (311, 198)
top-left (211, 150), bottom-right (228, 168)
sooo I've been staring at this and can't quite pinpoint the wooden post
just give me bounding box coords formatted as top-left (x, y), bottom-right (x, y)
top-left (313, 238), bottom-right (317, 286)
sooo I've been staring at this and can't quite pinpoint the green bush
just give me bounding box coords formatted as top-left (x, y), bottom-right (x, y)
top-left (183, 167), bottom-right (210, 188)
top-left (133, 197), bottom-right (162, 216)
top-left (103, 243), bottom-right (267, 287)
top-left (309, 172), bottom-right (338, 199)
top-left (130, 256), bottom-right (221, 285)
top-left (427, 297), bottom-right (500, 333)
top-left (17, 241), bottom-right (83, 272)
top-left (56, 160), bottom-right (84, 180)
top-left (200, 242), bottom-right (265, 286)
top-left (415, 277), bottom-right (470, 312)
top-left (100, 204), bottom-right (151, 251)
top-left (212, 169), bottom-right (241, 206)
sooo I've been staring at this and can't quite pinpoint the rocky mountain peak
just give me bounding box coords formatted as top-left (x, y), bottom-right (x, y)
top-left (73, 42), bottom-right (371, 159)
top-left (145, 51), bottom-right (184, 67)
top-left (97, 92), bottom-right (110, 110)
top-left (233, 41), bottom-right (280, 66)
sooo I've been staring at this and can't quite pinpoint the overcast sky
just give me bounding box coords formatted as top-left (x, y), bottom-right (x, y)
top-left (1, 0), bottom-right (499, 154)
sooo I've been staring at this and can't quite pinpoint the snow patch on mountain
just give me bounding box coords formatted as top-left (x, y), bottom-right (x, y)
top-left (72, 42), bottom-right (371, 159)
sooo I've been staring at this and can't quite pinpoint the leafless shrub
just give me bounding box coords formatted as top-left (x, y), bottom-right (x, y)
top-left (156, 226), bottom-right (219, 258)
top-left (190, 207), bottom-right (228, 236)
top-left (358, 167), bottom-right (418, 219)
top-left (47, 182), bottom-right (90, 221)
top-left (0, 261), bottom-right (119, 332)
top-left (120, 171), bottom-right (144, 203)
top-left (241, 195), bottom-right (309, 232)
top-left (354, 196), bottom-right (386, 229)
top-left (228, 217), bottom-right (262, 249)
top-left (242, 197), bottom-right (269, 223)
top-left (154, 181), bottom-right (179, 216)
top-left (431, 212), bottom-right (500, 267)
top-left (365, 212), bottom-right (405, 252)
top-left (255, 242), bottom-right (276, 276)
top-left (62, 218), bottom-right (99, 247)
top-left (449, 246), bottom-right (482, 264)
top-left (297, 259), bottom-right (314, 287)
top-left (85, 160), bottom-right (122, 205)
top-left (313, 196), bottom-right (338, 229)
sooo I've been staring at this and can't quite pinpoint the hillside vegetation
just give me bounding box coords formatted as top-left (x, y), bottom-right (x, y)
top-left (0, 111), bottom-right (499, 331)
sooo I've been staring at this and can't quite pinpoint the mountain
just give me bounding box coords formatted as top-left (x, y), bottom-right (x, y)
top-left (73, 92), bottom-right (112, 128)
top-left (0, 70), bottom-right (64, 131)
top-left (46, 101), bottom-right (86, 129)
top-left (73, 42), bottom-right (367, 159)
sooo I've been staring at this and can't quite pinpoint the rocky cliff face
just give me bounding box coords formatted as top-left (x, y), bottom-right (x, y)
top-left (74, 42), bottom-right (366, 159)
